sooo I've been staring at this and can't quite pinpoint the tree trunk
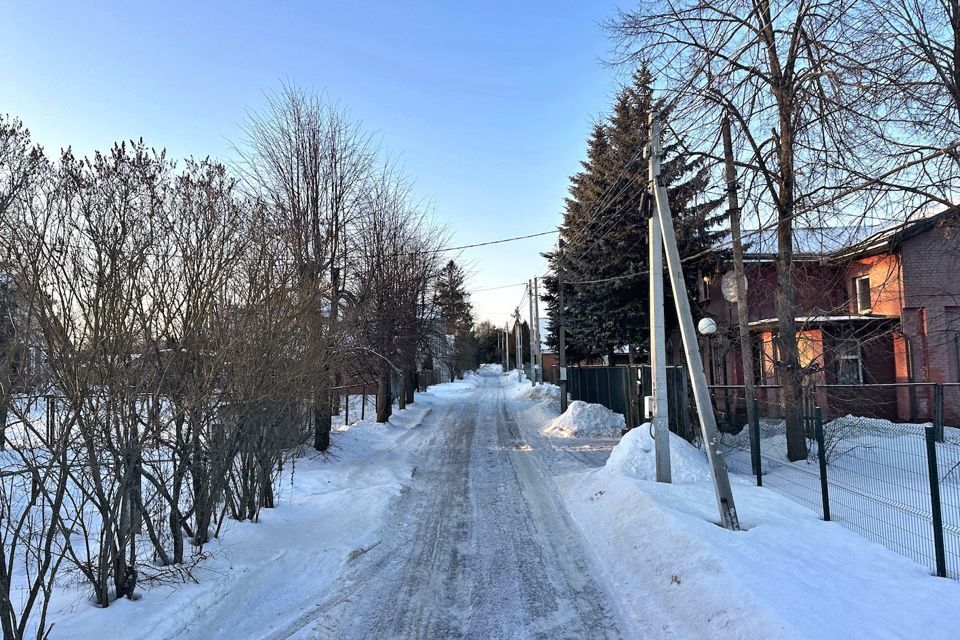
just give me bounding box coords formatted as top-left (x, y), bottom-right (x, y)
top-left (0, 542), bottom-right (15, 639)
top-left (376, 369), bottom-right (392, 423)
top-left (773, 102), bottom-right (807, 462)
top-left (314, 377), bottom-right (332, 451)
top-left (405, 371), bottom-right (415, 405)
top-left (755, 0), bottom-right (806, 462)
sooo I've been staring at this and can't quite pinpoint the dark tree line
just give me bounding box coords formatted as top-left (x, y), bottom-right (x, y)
top-left (542, 66), bottom-right (725, 363)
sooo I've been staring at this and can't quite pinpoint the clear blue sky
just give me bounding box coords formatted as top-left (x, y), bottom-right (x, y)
top-left (1, 1), bottom-right (628, 324)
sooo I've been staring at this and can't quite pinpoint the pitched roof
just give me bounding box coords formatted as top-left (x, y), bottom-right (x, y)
top-left (728, 205), bottom-right (959, 261)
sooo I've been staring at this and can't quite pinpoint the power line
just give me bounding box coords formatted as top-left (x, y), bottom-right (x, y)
top-left (435, 230), bottom-right (559, 254)
top-left (468, 282), bottom-right (527, 293)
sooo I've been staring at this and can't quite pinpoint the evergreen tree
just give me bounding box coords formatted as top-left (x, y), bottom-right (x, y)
top-left (433, 260), bottom-right (474, 377)
top-left (434, 260), bottom-right (473, 333)
top-left (542, 66), bottom-right (725, 361)
top-left (473, 320), bottom-right (500, 365)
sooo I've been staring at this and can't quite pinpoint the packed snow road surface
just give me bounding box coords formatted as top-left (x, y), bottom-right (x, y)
top-left (277, 367), bottom-right (625, 640)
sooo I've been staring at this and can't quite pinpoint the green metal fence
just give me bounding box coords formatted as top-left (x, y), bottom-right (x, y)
top-left (716, 383), bottom-right (960, 579)
top-left (565, 366), bottom-right (642, 430)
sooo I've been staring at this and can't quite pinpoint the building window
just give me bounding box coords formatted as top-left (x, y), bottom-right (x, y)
top-left (836, 338), bottom-right (863, 384)
top-left (698, 270), bottom-right (710, 303)
top-left (855, 276), bottom-right (871, 314)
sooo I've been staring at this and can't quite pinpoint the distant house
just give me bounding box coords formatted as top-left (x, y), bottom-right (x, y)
top-left (539, 318), bottom-right (558, 370)
top-left (699, 206), bottom-right (960, 423)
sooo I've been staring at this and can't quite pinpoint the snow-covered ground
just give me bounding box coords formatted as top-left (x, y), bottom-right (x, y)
top-left (721, 415), bottom-right (960, 576)
top-left (498, 373), bottom-right (960, 639)
top-left (47, 388), bottom-right (443, 640)
top-left (43, 367), bottom-right (960, 639)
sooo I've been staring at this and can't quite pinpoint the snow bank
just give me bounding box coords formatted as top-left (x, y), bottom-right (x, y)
top-left (425, 370), bottom-right (482, 396)
top-left (561, 467), bottom-right (960, 639)
top-left (605, 424), bottom-right (712, 483)
top-left (543, 400), bottom-right (624, 438)
top-left (506, 380), bottom-right (560, 403)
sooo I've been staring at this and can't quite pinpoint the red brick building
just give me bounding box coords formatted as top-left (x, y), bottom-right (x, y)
top-left (698, 207), bottom-right (960, 423)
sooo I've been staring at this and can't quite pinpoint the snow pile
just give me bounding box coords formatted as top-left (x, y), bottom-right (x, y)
top-left (560, 467), bottom-right (960, 639)
top-left (605, 424), bottom-right (712, 483)
top-left (521, 383), bottom-right (560, 403)
top-left (543, 400), bottom-right (624, 438)
top-left (506, 380), bottom-right (560, 403)
top-left (503, 369), bottom-right (523, 384)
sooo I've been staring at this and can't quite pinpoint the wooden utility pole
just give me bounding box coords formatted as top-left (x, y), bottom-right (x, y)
top-left (558, 257), bottom-right (568, 412)
top-left (533, 277), bottom-right (542, 385)
top-left (497, 328), bottom-right (502, 368)
top-left (515, 315), bottom-right (521, 374)
top-left (528, 280), bottom-right (535, 387)
top-left (648, 117), bottom-right (672, 484)
top-left (503, 324), bottom-right (509, 371)
top-left (650, 112), bottom-right (740, 530)
top-left (722, 114), bottom-right (759, 475)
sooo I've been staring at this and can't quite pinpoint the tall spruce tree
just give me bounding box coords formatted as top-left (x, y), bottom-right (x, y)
top-left (434, 260), bottom-right (474, 377)
top-left (543, 66), bottom-right (724, 361)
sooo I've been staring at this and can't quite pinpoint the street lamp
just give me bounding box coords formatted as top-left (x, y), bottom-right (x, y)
top-left (697, 317), bottom-right (718, 336)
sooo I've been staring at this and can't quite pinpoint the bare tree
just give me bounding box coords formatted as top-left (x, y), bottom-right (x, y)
top-left (850, 0), bottom-right (960, 203)
top-left (240, 85), bottom-right (376, 452)
top-left (350, 166), bottom-right (443, 423)
top-left (610, 0), bottom-right (885, 460)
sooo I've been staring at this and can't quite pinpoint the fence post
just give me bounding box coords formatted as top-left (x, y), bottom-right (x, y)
top-left (751, 397), bottom-right (762, 486)
top-left (924, 426), bottom-right (948, 577)
top-left (814, 407), bottom-right (831, 521)
top-left (344, 389), bottom-right (349, 426)
top-left (361, 386), bottom-right (367, 421)
top-left (934, 384), bottom-right (944, 443)
top-left (607, 367), bottom-right (614, 414)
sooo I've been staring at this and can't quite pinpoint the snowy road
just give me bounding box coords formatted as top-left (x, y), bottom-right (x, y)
top-left (274, 368), bottom-right (626, 640)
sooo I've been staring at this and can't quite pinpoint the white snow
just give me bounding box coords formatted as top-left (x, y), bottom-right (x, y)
top-left (605, 424), bottom-right (712, 483)
top-left (43, 382), bottom-right (465, 640)
top-left (542, 400), bottom-right (625, 438)
top-left (748, 314), bottom-right (889, 326)
top-left (499, 379), bottom-right (960, 639)
top-left (559, 467), bottom-right (960, 639)
top-left (721, 414), bottom-right (960, 575)
top-left (43, 369), bottom-right (960, 639)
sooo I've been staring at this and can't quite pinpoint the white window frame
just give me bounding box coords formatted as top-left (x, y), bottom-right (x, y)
top-left (855, 276), bottom-right (871, 314)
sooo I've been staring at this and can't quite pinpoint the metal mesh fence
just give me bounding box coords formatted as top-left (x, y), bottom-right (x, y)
top-left (716, 382), bottom-right (960, 578)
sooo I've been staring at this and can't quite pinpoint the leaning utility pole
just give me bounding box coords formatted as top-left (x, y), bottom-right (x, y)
top-left (649, 112), bottom-right (740, 530)
top-left (722, 114), bottom-right (758, 475)
top-left (533, 277), bottom-right (542, 385)
top-left (647, 146), bottom-right (672, 482)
